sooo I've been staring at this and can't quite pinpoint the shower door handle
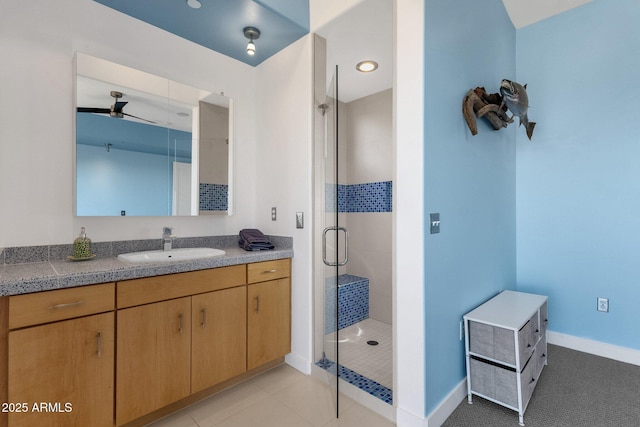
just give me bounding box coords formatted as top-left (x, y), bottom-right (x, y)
top-left (322, 226), bottom-right (349, 266)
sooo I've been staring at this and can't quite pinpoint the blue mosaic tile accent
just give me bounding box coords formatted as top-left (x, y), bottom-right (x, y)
top-left (315, 358), bottom-right (393, 405)
top-left (338, 184), bottom-right (348, 213)
top-left (199, 183), bottom-right (228, 211)
top-left (345, 181), bottom-right (392, 212)
top-left (325, 274), bottom-right (369, 334)
top-left (325, 181), bottom-right (393, 213)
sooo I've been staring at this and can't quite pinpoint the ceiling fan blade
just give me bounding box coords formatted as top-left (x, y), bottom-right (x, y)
top-left (77, 107), bottom-right (110, 114)
top-left (78, 92), bottom-right (154, 124)
top-left (122, 112), bottom-right (157, 124)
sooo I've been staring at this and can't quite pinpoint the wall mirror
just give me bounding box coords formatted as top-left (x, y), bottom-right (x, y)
top-left (74, 53), bottom-right (232, 216)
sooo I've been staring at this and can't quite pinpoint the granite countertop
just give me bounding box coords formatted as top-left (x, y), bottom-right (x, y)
top-left (0, 236), bottom-right (293, 297)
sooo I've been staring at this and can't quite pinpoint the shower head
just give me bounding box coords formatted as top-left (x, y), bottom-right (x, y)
top-left (318, 103), bottom-right (329, 115)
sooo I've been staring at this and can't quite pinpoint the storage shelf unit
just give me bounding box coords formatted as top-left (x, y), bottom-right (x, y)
top-left (464, 290), bottom-right (548, 426)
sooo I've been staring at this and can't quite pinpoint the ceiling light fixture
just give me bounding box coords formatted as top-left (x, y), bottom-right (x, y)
top-left (356, 60), bottom-right (378, 73)
top-left (186, 0), bottom-right (201, 9)
top-left (243, 27), bottom-right (260, 56)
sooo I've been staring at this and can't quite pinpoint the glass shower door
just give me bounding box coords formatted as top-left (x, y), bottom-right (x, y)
top-left (321, 67), bottom-right (341, 417)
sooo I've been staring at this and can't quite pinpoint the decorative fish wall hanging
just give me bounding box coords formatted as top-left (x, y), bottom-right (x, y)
top-left (462, 80), bottom-right (536, 140)
top-left (499, 79), bottom-right (536, 140)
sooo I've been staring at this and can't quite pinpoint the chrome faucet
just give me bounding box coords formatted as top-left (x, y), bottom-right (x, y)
top-left (162, 227), bottom-right (174, 251)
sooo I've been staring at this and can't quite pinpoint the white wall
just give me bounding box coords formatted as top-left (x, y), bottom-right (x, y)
top-left (394, 0), bottom-right (427, 424)
top-left (254, 36), bottom-right (314, 373)
top-left (0, 0), bottom-right (257, 247)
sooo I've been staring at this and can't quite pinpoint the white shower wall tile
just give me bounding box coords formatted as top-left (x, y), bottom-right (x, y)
top-left (368, 291), bottom-right (392, 324)
top-left (345, 212), bottom-right (391, 322)
top-left (345, 90), bottom-right (393, 184)
top-left (346, 213), bottom-right (392, 249)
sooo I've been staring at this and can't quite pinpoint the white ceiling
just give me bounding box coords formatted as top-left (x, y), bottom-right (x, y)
top-left (502, 0), bottom-right (592, 29)
top-left (315, 0), bottom-right (393, 103)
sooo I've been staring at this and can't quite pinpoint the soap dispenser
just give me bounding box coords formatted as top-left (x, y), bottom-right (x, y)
top-left (73, 227), bottom-right (92, 259)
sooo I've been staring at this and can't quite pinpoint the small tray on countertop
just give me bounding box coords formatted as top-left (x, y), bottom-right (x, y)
top-left (67, 254), bottom-right (97, 262)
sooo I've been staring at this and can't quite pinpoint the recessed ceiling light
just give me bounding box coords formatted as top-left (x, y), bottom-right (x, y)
top-left (177, 112), bottom-right (190, 117)
top-left (186, 0), bottom-right (201, 9)
top-left (356, 60), bottom-right (378, 73)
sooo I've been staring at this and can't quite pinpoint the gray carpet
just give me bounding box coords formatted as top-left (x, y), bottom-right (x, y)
top-left (442, 344), bottom-right (640, 427)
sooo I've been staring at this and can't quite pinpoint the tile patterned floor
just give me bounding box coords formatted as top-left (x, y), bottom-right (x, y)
top-left (338, 319), bottom-right (393, 389)
top-left (145, 364), bottom-right (395, 427)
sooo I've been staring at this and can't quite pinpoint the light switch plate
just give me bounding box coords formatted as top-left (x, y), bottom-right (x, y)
top-left (296, 212), bottom-right (304, 229)
top-left (430, 213), bottom-right (440, 234)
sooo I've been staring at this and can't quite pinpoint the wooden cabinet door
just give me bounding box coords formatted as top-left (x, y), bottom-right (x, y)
top-left (116, 297), bottom-right (191, 426)
top-left (191, 286), bottom-right (247, 393)
top-left (8, 312), bottom-right (114, 427)
top-left (247, 278), bottom-right (291, 370)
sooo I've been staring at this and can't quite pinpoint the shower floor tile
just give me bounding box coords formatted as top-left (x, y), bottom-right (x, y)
top-left (338, 318), bottom-right (392, 389)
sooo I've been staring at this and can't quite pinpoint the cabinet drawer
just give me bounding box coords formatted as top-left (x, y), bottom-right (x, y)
top-left (247, 259), bottom-right (291, 284)
top-left (9, 283), bottom-right (115, 329)
top-left (469, 315), bottom-right (537, 367)
top-left (534, 335), bottom-right (547, 379)
top-left (470, 353), bottom-right (536, 410)
top-left (117, 265), bottom-right (246, 308)
top-left (540, 301), bottom-right (548, 332)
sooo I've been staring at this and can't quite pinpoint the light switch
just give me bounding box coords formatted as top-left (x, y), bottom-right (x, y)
top-left (296, 212), bottom-right (304, 229)
top-left (430, 213), bottom-right (440, 234)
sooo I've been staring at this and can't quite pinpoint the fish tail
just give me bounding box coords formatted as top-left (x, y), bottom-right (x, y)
top-left (526, 122), bottom-right (536, 140)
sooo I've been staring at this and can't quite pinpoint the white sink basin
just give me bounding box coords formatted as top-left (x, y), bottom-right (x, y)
top-left (118, 247), bottom-right (226, 263)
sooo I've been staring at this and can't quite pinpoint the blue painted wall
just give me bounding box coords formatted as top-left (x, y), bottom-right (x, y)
top-left (424, 0), bottom-right (517, 414)
top-left (76, 113), bottom-right (192, 216)
top-left (516, 0), bottom-right (640, 349)
top-left (76, 113), bottom-right (192, 159)
top-left (76, 144), bottom-right (190, 216)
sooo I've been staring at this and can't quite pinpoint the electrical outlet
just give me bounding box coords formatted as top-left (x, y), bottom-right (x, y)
top-left (271, 207), bottom-right (277, 221)
top-left (597, 297), bottom-right (609, 312)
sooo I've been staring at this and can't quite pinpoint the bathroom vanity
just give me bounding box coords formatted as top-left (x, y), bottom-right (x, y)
top-left (0, 240), bottom-right (292, 427)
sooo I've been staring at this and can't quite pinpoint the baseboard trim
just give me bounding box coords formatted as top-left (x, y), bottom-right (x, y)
top-left (395, 378), bottom-right (468, 427)
top-left (425, 378), bottom-right (467, 427)
top-left (547, 331), bottom-right (640, 366)
top-left (285, 352), bottom-right (311, 374)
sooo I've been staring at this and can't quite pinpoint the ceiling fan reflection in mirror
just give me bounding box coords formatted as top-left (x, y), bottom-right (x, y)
top-left (77, 90), bottom-right (156, 124)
